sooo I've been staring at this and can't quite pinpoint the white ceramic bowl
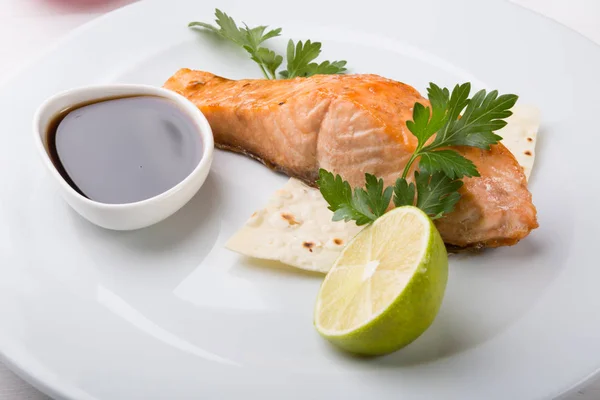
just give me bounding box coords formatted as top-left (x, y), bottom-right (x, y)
top-left (33, 84), bottom-right (214, 230)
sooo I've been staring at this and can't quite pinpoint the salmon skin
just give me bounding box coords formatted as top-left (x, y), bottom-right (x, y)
top-left (164, 69), bottom-right (538, 249)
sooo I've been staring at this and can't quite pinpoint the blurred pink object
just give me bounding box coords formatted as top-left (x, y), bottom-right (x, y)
top-left (38, 0), bottom-right (137, 11)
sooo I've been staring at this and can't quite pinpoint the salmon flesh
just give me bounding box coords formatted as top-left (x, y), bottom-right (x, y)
top-left (164, 69), bottom-right (538, 248)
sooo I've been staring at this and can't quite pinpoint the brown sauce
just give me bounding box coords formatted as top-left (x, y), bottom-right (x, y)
top-left (47, 96), bottom-right (202, 204)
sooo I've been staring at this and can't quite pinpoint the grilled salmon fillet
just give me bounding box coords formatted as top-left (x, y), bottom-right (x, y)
top-left (164, 69), bottom-right (538, 248)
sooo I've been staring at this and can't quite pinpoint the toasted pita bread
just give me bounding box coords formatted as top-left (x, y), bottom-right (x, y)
top-left (226, 178), bottom-right (362, 273)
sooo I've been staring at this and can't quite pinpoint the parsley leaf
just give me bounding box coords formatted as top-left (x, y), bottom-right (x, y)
top-left (393, 178), bottom-right (416, 208)
top-left (414, 171), bottom-right (463, 220)
top-left (345, 190), bottom-right (377, 226)
top-left (391, 172), bottom-right (462, 219)
top-left (317, 169), bottom-right (373, 225)
top-left (418, 150), bottom-right (479, 179)
top-left (249, 47), bottom-right (283, 80)
top-left (405, 85), bottom-right (449, 147)
top-left (280, 40), bottom-right (320, 78)
top-left (443, 83), bottom-right (471, 127)
top-left (318, 168), bottom-right (352, 211)
top-left (402, 82), bottom-right (517, 180)
top-left (427, 85), bottom-right (517, 150)
top-left (302, 60), bottom-right (348, 76)
top-left (317, 170), bottom-right (391, 226)
top-left (280, 40), bottom-right (347, 79)
top-left (189, 9), bottom-right (282, 79)
top-left (364, 174), bottom-right (394, 218)
top-left (243, 24), bottom-right (282, 47)
top-left (189, 9), bottom-right (248, 45)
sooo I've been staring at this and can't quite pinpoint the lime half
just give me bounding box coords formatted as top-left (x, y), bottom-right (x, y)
top-left (314, 206), bottom-right (448, 356)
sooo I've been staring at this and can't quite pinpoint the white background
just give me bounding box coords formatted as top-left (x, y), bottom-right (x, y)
top-left (0, 0), bottom-right (599, 398)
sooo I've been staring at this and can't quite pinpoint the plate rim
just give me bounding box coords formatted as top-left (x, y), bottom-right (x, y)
top-left (1, 0), bottom-right (599, 399)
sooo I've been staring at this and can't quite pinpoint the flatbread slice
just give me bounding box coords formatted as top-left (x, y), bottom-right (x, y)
top-left (498, 104), bottom-right (540, 180)
top-left (226, 178), bottom-right (362, 273)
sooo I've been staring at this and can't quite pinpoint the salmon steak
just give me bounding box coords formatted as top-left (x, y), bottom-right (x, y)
top-left (164, 69), bottom-right (538, 248)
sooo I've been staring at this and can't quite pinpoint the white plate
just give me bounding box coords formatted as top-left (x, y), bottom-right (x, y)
top-left (0, 0), bottom-right (598, 399)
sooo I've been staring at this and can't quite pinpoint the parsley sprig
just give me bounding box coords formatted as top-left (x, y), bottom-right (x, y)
top-left (402, 83), bottom-right (517, 180)
top-left (280, 40), bottom-right (347, 79)
top-left (319, 172), bottom-right (392, 225)
top-left (318, 169), bottom-right (463, 225)
top-left (189, 9), bottom-right (347, 80)
top-left (318, 83), bottom-right (518, 225)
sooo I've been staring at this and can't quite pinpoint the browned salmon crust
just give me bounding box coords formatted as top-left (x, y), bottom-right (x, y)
top-left (164, 69), bottom-right (538, 248)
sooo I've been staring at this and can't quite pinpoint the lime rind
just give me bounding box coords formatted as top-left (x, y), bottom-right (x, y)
top-left (314, 206), bottom-right (448, 355)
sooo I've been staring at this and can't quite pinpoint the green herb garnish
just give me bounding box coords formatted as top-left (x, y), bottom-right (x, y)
top-left (401, 83), bottom-right (518, 180)
top-left (279, 40), bottom-right (347, 78)
top-left (318, 171), bottom-right (392, 226)
top-left (318, 83), bottom-right (517, 223)
top-left (189, 9), bottom-right (347, 80)
top-left (188, 9), bottom-right (282, 80)
top-left (318, 169), bottom-right (462, 225)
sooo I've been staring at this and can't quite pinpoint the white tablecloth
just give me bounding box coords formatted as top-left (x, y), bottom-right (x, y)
top-left (0, 0), bottom-right (599, 398)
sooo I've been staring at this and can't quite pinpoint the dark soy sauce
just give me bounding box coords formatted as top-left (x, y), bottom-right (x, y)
top-left (47, 96), bottom-right (203, 204)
